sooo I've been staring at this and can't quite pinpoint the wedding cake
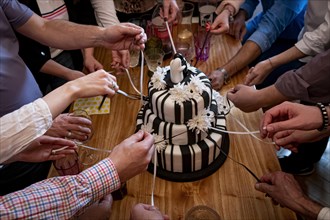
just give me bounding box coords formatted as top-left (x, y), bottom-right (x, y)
top-left (136, 53), bottom-right (229, 182)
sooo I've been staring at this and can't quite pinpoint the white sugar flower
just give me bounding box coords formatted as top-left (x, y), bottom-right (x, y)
top-left (150, 67), bottom-right (166, 90)
top-left (188, 75), bottom-right (207, 97)
top-left (213, 91), bottom-right (230, 114)
top-left (153, 134), bottom-right (167, 152)
top-left (169, 83), bottom-right (190, 106)
top-left (187, 109), bottom-right (214, 134)
top-left (140, 122), bottom-right (154, 134)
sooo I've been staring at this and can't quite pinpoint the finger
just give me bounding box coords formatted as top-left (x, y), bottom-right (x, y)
top-left (67, 116), bottom-right (92, 126)
top-left (240, 26), bottom-right (247, 41)
top-left (254, 182), bottom-right (273, 194)
top-left (162, 2), bottom-right (170, 20)
top-left (39, 136), bottom-right (76, 147)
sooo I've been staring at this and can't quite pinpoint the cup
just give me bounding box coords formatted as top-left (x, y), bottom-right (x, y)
top-left (151, 12), bottom-right (173, 56)
top-left (129, 49), bottom-right (140, 68)
top-left (144, 48), bottom-right (165, 72)
top-left (78, 144), bottom-right (111, 169)
top-left (177, 2), bottom-right (195, 62)
top-left (67, 109), bottom-right (93, 145)
top-left (194, 30), bottom-right (211, 61)
top-left (198, 1), bottom-right (217, 27)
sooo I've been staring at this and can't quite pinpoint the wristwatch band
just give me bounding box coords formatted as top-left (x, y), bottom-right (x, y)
top-left (217, 68), bottom-right (231, 84)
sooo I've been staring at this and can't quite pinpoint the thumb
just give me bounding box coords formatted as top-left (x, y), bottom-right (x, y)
top-left (255, 182), bottom-right (272, 194)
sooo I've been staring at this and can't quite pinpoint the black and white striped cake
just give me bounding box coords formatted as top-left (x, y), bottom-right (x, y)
top-left (136, 54), bottom-right (229, 182)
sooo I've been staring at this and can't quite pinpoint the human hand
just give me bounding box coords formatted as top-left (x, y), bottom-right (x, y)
top-left (208, 69), bottom-right (225, 90)
top-left (45, 113), bottom-right (92, 142)
top-left (66, 70), bottom-right (119, 100)
top-left (161, 0), bottom-right (179, 23)
top-left (78, 194), bottom-right (113, 220)
top-left (111, 50), bottom-right (130, 74)
top-left (255, 171), bottom-right (322, 218)
top-left (130, 204), bottom-right (169, 220)
top-left (102, 23), bottom-right (147, 51)
top-left (272, 129), bottom-right (329, 153)
top-left (260, 102), bottom-right (323, 139)
top-left (109, 130), bottom-right (155, 182)
top-left (228, 10), bottom-right (247, 41)
top-left (227, 84), bottom-right (262, 112)
top-left (84, 55), bottom-right (103, 73)
top-left (245, 59), bottom-right (273, 86)
top-left (4, 135), bottom-right (77, 164)
top-left (210, 11), bottom-right (230, 34)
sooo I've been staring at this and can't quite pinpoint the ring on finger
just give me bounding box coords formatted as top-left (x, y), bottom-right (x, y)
top-left (67, 131), bottom-right (72, 138)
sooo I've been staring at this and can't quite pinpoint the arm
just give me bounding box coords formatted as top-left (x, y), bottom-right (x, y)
top-left (245, 46), bottom-right (305, 86)
top-left (0, 158), bottom-right (121, 219)
top-left (15, 14), bottom-right (147, 51)
top-left (255, 171), bottom-right (324, 220)
top-left (209, 41), bottom-right (262, 90)
top-left (295, 2), bottom-right (330, 57)
top-left (275, 49), bottom-right (330, 103)
top-left (90, 0), bottom-right (120, 27)
top-left (211, 0), bottom-right (245, 34)
top-left (1, 130), bottom-right (154, 219)
top-left (260, 102), bottom-right (329, 138)
top-left (40, 59), bottom-right (85, 81)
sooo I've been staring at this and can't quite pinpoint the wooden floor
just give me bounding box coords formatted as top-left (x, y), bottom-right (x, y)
top-left (295, 139), bottom-right (330, 207)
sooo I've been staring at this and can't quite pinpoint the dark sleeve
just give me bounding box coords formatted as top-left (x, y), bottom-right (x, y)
top-left (275, 49), bottom-right (330, 104)
top-left (17, 33), bottom-right (51, 75)
top-left (16, 0), bottom-right (51, 75)
top-left (66, 0), bottom-right (97, 25)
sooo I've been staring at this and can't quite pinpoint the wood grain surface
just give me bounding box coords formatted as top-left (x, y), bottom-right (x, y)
top-left (49, 31), bottom-right (297, 220)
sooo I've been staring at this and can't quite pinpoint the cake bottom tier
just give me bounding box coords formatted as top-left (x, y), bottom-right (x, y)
top-left (148, 131), bottom-right (229, 182)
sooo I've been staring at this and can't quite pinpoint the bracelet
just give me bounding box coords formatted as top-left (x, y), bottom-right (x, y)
top-left (222, 8), bottom-right (234, 23)
top-left (217, 67), bottom-right (231, 84)
top-left (268, 58), bottom-right (274, 69)
top-left (316, 103), bottom-right (329, 131)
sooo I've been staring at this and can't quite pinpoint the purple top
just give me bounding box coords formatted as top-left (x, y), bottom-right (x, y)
top-left (0, 0), bottom-right (42, 116)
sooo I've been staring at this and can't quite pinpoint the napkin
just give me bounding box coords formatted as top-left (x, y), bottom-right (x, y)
top-left (72, 96), bottom-right (110, 115)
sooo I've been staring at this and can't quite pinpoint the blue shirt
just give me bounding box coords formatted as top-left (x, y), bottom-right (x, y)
top-left (241, 0), bottom-right (307, 53)
top-left (0, 0), bottom-right (42, 116)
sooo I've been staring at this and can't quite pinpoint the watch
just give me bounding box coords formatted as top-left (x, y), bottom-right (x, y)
top-left (217, 68), bottom-right (231, 84)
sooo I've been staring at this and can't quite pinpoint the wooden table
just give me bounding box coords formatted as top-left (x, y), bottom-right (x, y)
top-left (50, 32), bottom-right (297, 219)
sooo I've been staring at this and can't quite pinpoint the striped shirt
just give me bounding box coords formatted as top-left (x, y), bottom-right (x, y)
top-left (0, 158), bottom-right (121, 219)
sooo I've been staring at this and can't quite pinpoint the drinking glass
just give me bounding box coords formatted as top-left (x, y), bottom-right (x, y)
top-left (198, 0), bottom-right (217, 27)
top-left (177, 2), bottom-right (195, 62)
top-left (185, 205), bottom-right (221, 220)
top-left (144, 48), bottom-right (165, 72)
top-left (67, 109), bottom-right (93, 145)
top-left (194, 30), bottom-right (211, 61)
top-left (53, 151), bottom-right (82, 176)
top-left (129, 49), bottom-right (140, 68)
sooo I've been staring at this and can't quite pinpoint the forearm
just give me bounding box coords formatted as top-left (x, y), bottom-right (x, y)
top-left (0, 99), bottom-right (52, 164)
top-left (269, 46), bottom-right (306, 69)
top-left (42, 81), bottom-right (80, 117)
top-left (0, 158), bottom-right (120, 219)
top-left (223, 40), bottom-right (261, 77)
top-left (295, 196), bottom-right (323, 220)
top-left (40, 60), bottom-right (84, 81)
top-left (17, 14), bottom-right (106, 50)
top-left (258, 85), bottom-right (289, 108)
top-left (90, 0), bottom-right (120, 27)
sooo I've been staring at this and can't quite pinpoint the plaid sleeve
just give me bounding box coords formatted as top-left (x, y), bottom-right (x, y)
top-left (0, 158), bottom-right (120, 219)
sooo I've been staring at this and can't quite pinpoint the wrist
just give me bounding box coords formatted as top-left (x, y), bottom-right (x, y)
top-left (222, 5), bottom-right (235, 22)
top-left (316, 103), bottom-right (329, 131)
top-left (216, 67), bottom-right (231, 84)
top-left (296, 196), bottom-right (323, 219)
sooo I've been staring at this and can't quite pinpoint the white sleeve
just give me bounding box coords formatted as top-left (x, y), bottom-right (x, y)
top-left (317, 207), bottom-right (330, 220)
top-left (90, 0), bottom-right (120, 27)
top-left (295, 2), bottom-right (330, 56)
top-left (0, 98), bottom-right (53, 164)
